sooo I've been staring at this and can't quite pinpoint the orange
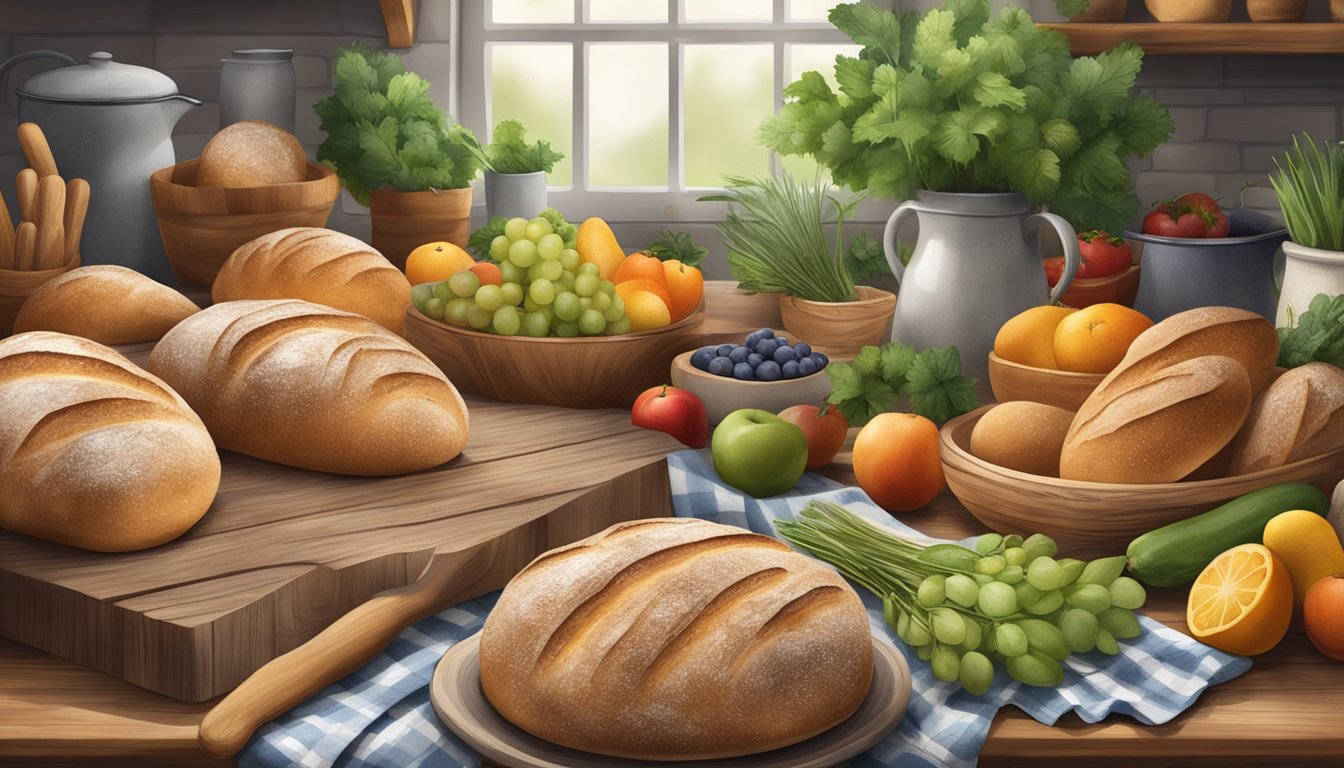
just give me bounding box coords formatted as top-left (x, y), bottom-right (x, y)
top-left (1262, 509), bottom-right (1344, 608)
top-left (615, 278), bottom-right (672, 311)
top-left (613, 253), bottom-right (668, 287)
top-left (994, 305), bottom-right (1077, 369)
top-left (662, 259), bottom-right (704, 322)
top-left (623, 290), bottom-right (671, 332)
top-left (1051, 303), bottom-right (1154, 374)
top-left (851, 412), bottom-right (945, 512)
top-left (470, 261), bottom-right (503, 286)
top-left (1187, 543), bottom-right (1293, 656)
top-left (405, 241), bottom-right (474, 286)
top-left (576, 217), bottom-right (625, 281)
top-left (1304, 574), bottom-right (1344, 661)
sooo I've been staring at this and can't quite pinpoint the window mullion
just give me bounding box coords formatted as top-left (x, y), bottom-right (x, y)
top-left (668, 37), bottom-right (681, 195)
top-left (574, 41), bottom-right (586, 195)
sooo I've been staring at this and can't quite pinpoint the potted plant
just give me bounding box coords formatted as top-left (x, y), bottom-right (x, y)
top-left (473, 119), bottom-right (564, 220)
top-left (1056, 0), bottom-right (1127, 22)
top-left (314, 44), bottom-right (484, 269)
top-left (1270, 133), bottom-right (1344, 328)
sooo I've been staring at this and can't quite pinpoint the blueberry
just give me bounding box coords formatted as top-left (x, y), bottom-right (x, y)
top-left (708, 356), bottom-right (734, 377)
top-left (756, 360), bottom-right (782, 381)
top-left (775, 336), bottom-right (789, 347)
top-left (756, 328), bottom-right (775, 339)
top-left (690, 347), bottom-right (716, 371)
top-left (715, 343), bottom-right (734, 357)
top-left (811, 352), bottom-right (829, 370)
top-left (747, 352), bottom-right (764, 368)
top-left (798, 356), bottom-right (818, 377)
top-left (772, 345), bottom-right (797, 365)
top-left (782, 360), bottom-right (800, 379)
top-left (745, 332), bottom-right (764, 349)
top-left (794, 342), bottom-right (812, 358)
top-left (754, 339), bottom-right (777, 357)
top-left (733, 362), bottom-right (756, 381)
top-left (729, 345), bottom-right (751, 364)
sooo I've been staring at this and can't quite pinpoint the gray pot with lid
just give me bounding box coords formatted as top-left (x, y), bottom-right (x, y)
top-left (0, 50), bottom-right (200, 282)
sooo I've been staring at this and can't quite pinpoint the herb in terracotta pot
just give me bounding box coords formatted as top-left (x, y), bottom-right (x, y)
top-left (474, 119), bottom-right (565, 220)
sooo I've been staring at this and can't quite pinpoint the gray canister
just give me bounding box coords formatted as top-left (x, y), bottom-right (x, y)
top-left (220, 49), bottom-right (295, 132)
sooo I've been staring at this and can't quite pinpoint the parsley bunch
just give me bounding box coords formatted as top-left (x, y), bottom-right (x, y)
top-left (758, 0), bottom-right (1173, 233)
top-left (1278, 293), bottom-right (1344, 370)
top-left (479, 119), bottom-right (565, 175)
top-left (826, 342), bottom-right (979, 427)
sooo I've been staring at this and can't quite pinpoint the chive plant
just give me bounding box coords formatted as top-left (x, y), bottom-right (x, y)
top-left (1271, 133), bottom-right (1344, 252)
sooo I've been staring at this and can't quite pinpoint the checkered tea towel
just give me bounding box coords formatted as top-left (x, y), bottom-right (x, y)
top-left (242, 449), bottom-right (1252, 768)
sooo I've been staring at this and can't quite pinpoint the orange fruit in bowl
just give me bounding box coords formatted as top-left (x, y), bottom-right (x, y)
top-left (1052, 303), bottom-right (1154, 374)
top-left (623, 290), bottom-right (671, 332)
top-left (613, 253), bottom-right (668, 287)
top-left (852, 412), bottom-right (945, 512)
top-left (1187, 543), bottom-right (1293, 656)
top-left (615, 278), bottom-right (672, 310)
top-left (577, 217), bottom-right (625, 281)
top-left (662, 259), bottom-right (704, 322)
top-left (994, 305), bottom-right (1077, 369)
top-left (405, 241), bottom-right (474, 286)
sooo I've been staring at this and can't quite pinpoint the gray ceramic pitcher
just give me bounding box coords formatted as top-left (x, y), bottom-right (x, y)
top-left (882, 191), bottom-right (1081, 383)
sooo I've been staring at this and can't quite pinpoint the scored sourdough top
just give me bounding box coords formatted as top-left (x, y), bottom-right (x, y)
top-left (478, 517), bottom-right (874, 761)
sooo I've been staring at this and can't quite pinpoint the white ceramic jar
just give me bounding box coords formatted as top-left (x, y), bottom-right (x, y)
top-left (1278, 241), bottom-right (1344, 327)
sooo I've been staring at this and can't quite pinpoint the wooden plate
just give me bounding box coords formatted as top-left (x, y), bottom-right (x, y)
top-left (430, 631), bottom-right (911, 768)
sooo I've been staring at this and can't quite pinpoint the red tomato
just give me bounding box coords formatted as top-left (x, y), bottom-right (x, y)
top-left (1174, 192), bottom-right (1221, 215)
top-left (1043, 256), bottom-right (1065, 287)
top-left (1203, 211), bottom-right (1230, 238)
top-left (631, 385), bottom-right (708, 448)
top-left (1143, 209), bottom-right (1207, 239)
top-left (1076, 230), bottom-right (1133, 279)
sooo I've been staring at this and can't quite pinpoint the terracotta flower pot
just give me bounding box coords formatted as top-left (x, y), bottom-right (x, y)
top-left (1144, 0), bottom-right (1230, 21)
top-left (1070, 0), bottom-right (1128, 22)
top-left (368, 187), bottom-right (472, 271)
top-left (1247, 0), bottom-right (1307, 21)
top-left (778, 285), bottom-right (896, 361)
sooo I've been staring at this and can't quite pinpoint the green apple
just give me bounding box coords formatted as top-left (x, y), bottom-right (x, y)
top-left (710, 408), bottom-right (809, 497)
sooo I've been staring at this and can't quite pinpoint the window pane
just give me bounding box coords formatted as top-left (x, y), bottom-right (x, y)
top-left (588, 43), bottom-right (668, 188)
top-left (683, 44), bottom-right (772, 188)
top-left (493, 0), bottom-right (575, 23)
top-left (588, 0), bottom-right (667, 22)
top-left (787, 0), bottom-right (839, 22)
top-left (683, 0), bottom-right (771, 22)
top-left (490, 43), bottom-right (574, 187)
top-left (780, 43), bottom-right (860, 182)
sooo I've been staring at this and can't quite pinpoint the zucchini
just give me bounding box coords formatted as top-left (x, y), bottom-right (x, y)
top-left (1126, 482), bottom-right (1330, 587)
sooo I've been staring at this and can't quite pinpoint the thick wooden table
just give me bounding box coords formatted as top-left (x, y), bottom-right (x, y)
top-left (2, 283), bottom-right (1342, 766)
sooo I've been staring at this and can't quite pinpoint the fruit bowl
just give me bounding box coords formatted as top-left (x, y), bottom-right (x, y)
top-left (987, 351), bottom-right (1104, 412)
top-left (1059, 265), bottom-right (1141, 309)
top-left (940, 405), bottom-right (1344, 558)
top-left (670, 349), bottom-right (832, 425)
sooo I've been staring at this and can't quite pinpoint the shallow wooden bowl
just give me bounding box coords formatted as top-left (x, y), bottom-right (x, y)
top-left (1060, 265), bottom-right (1141, 309)
top-left (778, 286), bottom-right (895, 361)
top-left (150, 159), bottom-right (340, 287)
top-left (404, 305), bottom-right (708, 409)
top-left (0, 254), bottom-right (80, 336)
top-left (987, 351), bottom-right (1104, 412)
top-left (669, 348), bottom-right (833, 425)
top-left (941, 405), bottom-right (1344, 558)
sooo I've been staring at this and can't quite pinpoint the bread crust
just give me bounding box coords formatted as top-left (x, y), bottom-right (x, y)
top-left (14, 265), bottom-right (199, 344)
top-left (1228, 361), bottom-right (1344, 475)
top-left (197, 120), bottom-right (307, 188)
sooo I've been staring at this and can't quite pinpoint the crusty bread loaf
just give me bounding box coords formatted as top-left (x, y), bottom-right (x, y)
top-left (148, 299), bottom-right (467, 476)
top-left (212, 228), bottom-right (411, 335)
top-left (13, 265), bottom-right (200, 344)
top-left (1228, 362), bottom-right (1344, 475)
top-left (479, 518), bottom-right (874, 760)
top-left (1060, 355), bottom-right (1252, 483)
top-left (0, 331), bottom-right (220, 551)
top-left (970, 401), bottom-right (1075, 477)
top-left (197, 120), bottom-right (308, 188)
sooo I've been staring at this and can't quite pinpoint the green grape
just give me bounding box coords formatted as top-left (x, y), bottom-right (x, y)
top-left (1023, 533), bottom-right (1057, 562)
top-left (509, 239), bottom-right (539, 268)
top-left (578, 309), bottom-right (606, 335)
top-left (977, 581), bottom-right (1018, 619)
top-left (944, 574), bottom-right (980, 608)
top-left (1108, 577), bottom-right (1147, 610)
top-left (1003, 534), bottom-right (1024, 549)
top-left (521, 311), bottom-right (550, 337)
top-left (916, 644), bottom-right (934, 661)
top-left (931, 608), bottom-right (967, 646)
top-left (448, 271), bottom-right (480, 298)
top-left (1095, 628), bottom-right (1119, 655)
top-left (574, 273), bottom-right (599, 297)
top-left (433, 280), bottom-right (454, 303)
top-left (930, 645), bottom-right (960, 683)
top-left (1018, 619), bottom-right (1070, 661)
top-left (957, 615), bottom-right (984, 653)
top-left (475, 284), bottom-right (504, 312)
top-left (411, 283), bottom-right (433, 309)
top-left (558, 271), bottom-right (577, 291)
top-left (1067, 584), bottom-right (1112, 615)
top-left (959, 651), bottom-right (995, 696)
top-left (602, 293), bottom-right (625, 322)
top-left (421, 296), bottom-right (445, 321)
top-left (554, 319), bottom-right (580, 337)
top-left (559, 248), bottom-right (581, 271)
top-left (975, 555), bottom-right (1006, 576)
top-left (537, 233), bottom-right (564, 261)
top-left (579, 297), bottom-right (592, 310)
top-left (1057, 558), bottom-right (1086, 585)
top-left (1060, 608), bottom-right (1099, 653)
top-left (489, 234), bottom-right (511, 261)
top-left (1007, 651), bottom-right (1064, 688)
top-left (994, 622), bottom-right (1029, 657)
top-left (919, 543), bottom-right (981, 571)
top-left (1026, 556), bottom-right (1068, 591)
top-left (445, 298), bottom-right (473, 326)
top-left (997, 565), bottom-right (1024, 585)
top-left (905, 612), bottom-right (933, 646)
top-left (529, 278), bottom-right (557, 305)
top-left (1023, 588), bottom-right (1064, 616)
top-left (917, 575), bottom-right (947, 608)
top-left (503, 217), bottom-right (529, 241)
top-left (538, 260), bottom-right (564, 281)
top-left (466, 305), bottom-right (492, 330)
top-left (894, 607), bottom-right (911, 640)
top-left (554, 292), bottom-right (581, 322)
top-left (882, 594), bottom-right (901, 632)
top-left (1013, 581), bottom-right (1043, 608)
top-left (526, 262), bottom-right (544, 282)
top-left (590, 291), bottom-right (611, 312)
top-left (1004, 547), bottom-right (1027, 567)
top-left (501, 282), bottom-right (524, 306)
top-left (974, 533), bottom-right (1004, 555)
top-left (598, 279), bottom-right (616, 296)
top-left (579, 262), bottom-right (600, 276)
top-left (500, 260), bottom-right (526, 283)
top-left (605, 316), bottom-right (631, 335)
top-left (525, 217), bottom-right (553, 240)
top-left (492, 306), bottom-right (521, 336)
top-left (524, 296), bottom-right (542, 313)
top-left (1097, 607), bottom-right (1142, 639)
top-left (972, 573), bottom-right (994, 586)
top-left (1078, 556), bottom-right (1127, 586)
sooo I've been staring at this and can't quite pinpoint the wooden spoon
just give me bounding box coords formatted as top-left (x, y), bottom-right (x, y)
top-left (63, 179), bottom-right (89, 263)
top-left (15, 169), bottom-right (38, 223)
top-left (18, 123), bottom-right (60, 179)
top-left (35, 175), bottom-right (65, 270)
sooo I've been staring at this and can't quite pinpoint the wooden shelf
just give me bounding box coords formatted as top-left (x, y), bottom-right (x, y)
top-left (1039, 22), bottom-right (1344, 55)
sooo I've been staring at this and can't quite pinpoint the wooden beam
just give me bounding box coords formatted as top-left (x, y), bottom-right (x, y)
top-left (1039, 22), bottom-right (1344, 56)
top-left (380, 0), bottom-right (417, 48)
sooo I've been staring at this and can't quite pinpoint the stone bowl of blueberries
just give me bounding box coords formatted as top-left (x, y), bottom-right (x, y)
top-left (670, 328), bottom-right (832, 424)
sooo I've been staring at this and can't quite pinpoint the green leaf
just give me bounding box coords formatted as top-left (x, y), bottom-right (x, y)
top-left (1064, 43), bottom-right (1143, 128)
top-left (647, 230), bottom-right (708, 269)
top-left (843, 229), bottom-right (890, 284)
top-left (1277, 293), bottom-right (1344, 369)
top-left (818, 121), bottom-right (858, 167)
top-left (944, 0), bottom-right (991, 45)
top-left (1112, 95), bottom-right (1174, 156)
top-left (851, 345), bottom-right (884, 380)
top-left (934, 49), bottom-right (976, 91)
top-left (933, 109), bottom-right (981, 165)
top-left (825, 361), bottom-right (898, 428)
top-left (785, 71), bottom-right (837, 104)
top-left (972, 71), bottom-right (1026, 110)
top-left (386, 72), bottom-right (431, 111)
top-left (1066, 136), bottom-right (1129, 193)
top-left (1041, 118), bottom-right (1082, 158)
top-left (913, 9), bottom-right (957, 69)
top-left (880, 342), bottom-right (918, 388)
top-left (834, 55), bottom-right (877, 102)
top-left (1055, 0), bottom-right (1091, 16)
top-left (1014, 148), bottom-right (1062, 202)
top-left (903, 347), bottom-right (979, 425)
top-left (468, 216), bottom-right (508, 258)
top-left (854, 92), bottom-right (935, 148)
top-left (829, 2), bottom-right (904, 66)
top-left (486, 118), bottom-right (564, 174)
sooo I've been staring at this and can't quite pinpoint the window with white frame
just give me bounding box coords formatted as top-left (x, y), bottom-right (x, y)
top-left (459, 0), bottom-right (873, 221)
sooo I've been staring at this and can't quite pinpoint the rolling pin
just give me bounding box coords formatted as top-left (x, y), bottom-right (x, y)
top-left (0, 189), bottom-right (13, 269)
top-left (14, 221), bottom-right (37, 271)
top-left (63, 179), bottom-right (89, 262)
top-left (16, 169), bottom-right (38, 223)
top-left (18, 122), bottom-right (59, 179)
top-left (35, 175), bottom-right (65, 270)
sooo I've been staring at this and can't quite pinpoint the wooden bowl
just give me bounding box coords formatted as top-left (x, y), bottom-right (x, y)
top-left (404, 305), bottom-right (709, 409)
top-left (150, 159), bottom-right (340, 288)
top-left (987, 351), bottom-right (1104, 412)
top-left (669, 348), bottom-right (833, 424)
top-left (778, 286), bottom-right (895, 361)
top-left (941, 405), bottom-right (1344, 558)
top-left (1060, 265), bottom-right (1141, 309)
top-left (0, 254), bottom-right (80, 336)
top-left (1144, 0), bottom-right (1230, 21)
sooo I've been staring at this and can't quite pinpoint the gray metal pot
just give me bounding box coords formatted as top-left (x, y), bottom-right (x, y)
top-left (0, 50), bottom-right (200, 281)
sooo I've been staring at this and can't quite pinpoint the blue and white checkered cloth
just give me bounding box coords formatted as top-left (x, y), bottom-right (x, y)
top-left (242, 449), bottom-right (1252, 768)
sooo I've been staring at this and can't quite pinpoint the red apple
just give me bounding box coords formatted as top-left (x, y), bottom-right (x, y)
top-left (777, 403), bottom-right (848, 469)
top-left (631, 385), bottom-right (708, 448)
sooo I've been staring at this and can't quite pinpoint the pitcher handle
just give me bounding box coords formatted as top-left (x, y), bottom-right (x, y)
top-left (0, 49), bottom-right (78, 86)
top-left (882, 201), bottom-right (920, 284)
top-left (1025, 212), bottom-right (1080, 304)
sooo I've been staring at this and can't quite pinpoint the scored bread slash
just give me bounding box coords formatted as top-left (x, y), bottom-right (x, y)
top-left (63, 179), bottom-right (90, 262)
top-left (35, 174), bottom-right (65, 270)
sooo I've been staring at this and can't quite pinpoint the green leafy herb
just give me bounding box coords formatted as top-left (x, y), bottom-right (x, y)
top-left (480, 119), bottom-right (565, 175)
top-left (758, 2), bottom-right (1172, 233)
top-left (467, 207), bottom-right (578, 259)
top-left (843, 230), bottom-right (891, 283)
top-left (825, 341), bottom-right (978, 425)
top-left (1055, 0), bottom-right (1091, 16)
top-left (315, 44), bottom-right (484, 205)
top-left (1270, 133), bottom-right (1344, 252)
top-left (1277, 293), bottom-right (1344, 369)
top-left (647, 230), bottom-right (708, 269)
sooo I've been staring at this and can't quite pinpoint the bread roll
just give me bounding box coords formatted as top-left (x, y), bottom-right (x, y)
top-left (970, 401), bottom-right (1075, 477)
top-left (1228, 362), bottom-right (1344, 475)
top-left (1061, 355), bottom-right (1252, 484)
top-left (0, 332), bottom-right (220, 552)
top-left (148, 299), bottom-right (467, 476)
top-left (13, 265), bottom-right (200, 344)
top-left (213, 228), bottom-right (411, 335)
top-left (479, 518), bottom-right (873, 760)
top-left (197, 120), bottom-right (308, 188)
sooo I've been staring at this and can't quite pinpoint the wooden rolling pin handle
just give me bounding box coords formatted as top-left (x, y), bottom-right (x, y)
top-left (18, 122), bottom-right (59, 179)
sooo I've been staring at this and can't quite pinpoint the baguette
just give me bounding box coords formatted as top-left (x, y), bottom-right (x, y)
top-left (13, 265), bottom-right (200, 344)
top-left (212, 228), bottom-right (411, 335)
top-left (1228, 362), bottom-right (1344, 475)
top-left (1060, 355), bottom-right (1252, 484)
top-left (0, 331), bottom-right (220, 552)
top-left (479, 518), bottom-right (873, 761)
top-left (148, 299), bottom-right (468, 476)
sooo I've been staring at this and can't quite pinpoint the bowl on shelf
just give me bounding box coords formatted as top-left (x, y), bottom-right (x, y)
top-left (987, 351), bottom-right (1104, 412)
top-left (1059, 265), bottom-right (1142, 309)
top-left (940, 405), bottom-right (1344, 558)
top-left (1144, 0), bottom-right (1231, 21)
top-left (150, 159), bottom-right (340, 287)
top-left (669, 348), bottom-right (833, 425)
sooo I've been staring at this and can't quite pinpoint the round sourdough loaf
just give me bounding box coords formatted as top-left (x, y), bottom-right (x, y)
top-left (1228, 361), bottom-right (1344, 475)
top-left (148, 299), bottom-right (467, 476)
top-left (197, 120), bottom-right (308, 188)
top-left (13, 265), bottom-right (200, 344)
top-left (478, 518), bottom-right (874, 761)
top-left (0, 331), bottom-right (220, 551)
top-left (212, 228), bottom-right (412, 335)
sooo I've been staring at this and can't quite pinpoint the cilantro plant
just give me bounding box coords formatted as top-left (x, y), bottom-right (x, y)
top-left (825, 342), bottom-right (979, 426)
top-left (479, 119), bottom-right (565, 175)
top-left (315, 44), bottom-right (484, 205)
top-left (758, 0), bottom-right (1173, 233)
